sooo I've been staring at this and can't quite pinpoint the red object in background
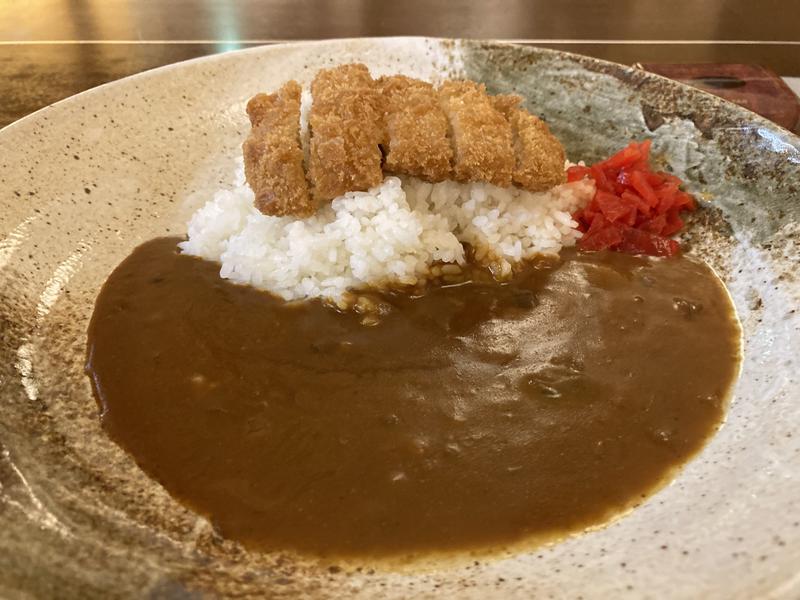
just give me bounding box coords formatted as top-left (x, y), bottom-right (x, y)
top-left (640, 63), bottom-right (800, 133)
top-left (570, 141), bottom-right (697, 257)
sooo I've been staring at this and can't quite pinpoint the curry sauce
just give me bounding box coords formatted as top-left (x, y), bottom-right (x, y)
top-left (86, 237), bottom-right (740, 559)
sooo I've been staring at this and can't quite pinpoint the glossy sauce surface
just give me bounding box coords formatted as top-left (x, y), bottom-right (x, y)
top-left (86, 237), bottom-right (740, 559)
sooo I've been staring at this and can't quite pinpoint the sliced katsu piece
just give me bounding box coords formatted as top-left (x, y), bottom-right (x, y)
top-left (437, 80), bottom-right (515, 187)
top-left (308, 63), bottom-right (384, 203)
top-left (378, 75), bottom-right (452, 182)
top-left (492, 94), bottom-right (567, 192)
top-left (243, 80), bottom-right (314, 216)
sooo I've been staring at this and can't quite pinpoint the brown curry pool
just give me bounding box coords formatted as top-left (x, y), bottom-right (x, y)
top-left (85, 237), bottom-right (741, 560)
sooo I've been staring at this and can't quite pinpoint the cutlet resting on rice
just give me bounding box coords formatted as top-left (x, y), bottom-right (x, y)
top-left (378, 75), bottom-right (452, 182)
top-left (241, 66), bottom-right (568, 218)
top-left (243, 81), bottom-right (314, 216)
top-left (438, 80), bottom-right (515, 188)
top-left (308, 64), bottom-right (384, 203)
top-left (511, 110), bottom-right (567, 191)
top-left (492, 94), bottom-right (567, 192)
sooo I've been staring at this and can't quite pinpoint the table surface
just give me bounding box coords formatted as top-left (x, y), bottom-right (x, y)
top-left (2, 0), bottom-right (800, 129)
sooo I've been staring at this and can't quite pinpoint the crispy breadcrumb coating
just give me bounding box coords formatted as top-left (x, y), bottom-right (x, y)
top-left (438, 80), bottom-right (514, 187)
top-left (308, 64), bottom-right (384, 202)
top-left (492, 94), bottom-right (567, 192)
top-left (378, 75), bottom-right (452, 182)
top-left (243, 81), bottom-right (314, 216)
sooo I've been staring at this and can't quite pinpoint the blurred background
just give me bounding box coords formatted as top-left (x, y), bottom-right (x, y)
top-left (2, 0), bottom-right (799, 129)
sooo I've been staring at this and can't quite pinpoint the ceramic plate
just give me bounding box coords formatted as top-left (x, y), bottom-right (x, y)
top-left (1, 38), bottom-right (798, 599)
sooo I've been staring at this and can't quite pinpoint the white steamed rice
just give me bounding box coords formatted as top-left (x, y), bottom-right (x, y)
top-left (179, 161), bottom-right (594, 302)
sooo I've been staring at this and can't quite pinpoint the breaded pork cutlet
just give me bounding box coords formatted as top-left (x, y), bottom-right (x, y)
top-left (308, 64), bottom-right (384, 202)
top-left (243, 81), bottom-right (314, 216)
top-left (438, 80), bottom-right (515, 187)
top-left (378, 75), bottom-right (452, 182)
top-left (492, 94), bottom-right (567, 192)
top-left (241, 65), bottom-right (569, 217)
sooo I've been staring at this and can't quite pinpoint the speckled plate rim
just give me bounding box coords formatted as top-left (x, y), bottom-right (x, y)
top-left (4, 38), bottom-right (799, 141)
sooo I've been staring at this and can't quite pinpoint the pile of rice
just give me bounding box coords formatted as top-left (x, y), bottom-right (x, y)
top-left (179, 161), bottom-right (594, 302)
